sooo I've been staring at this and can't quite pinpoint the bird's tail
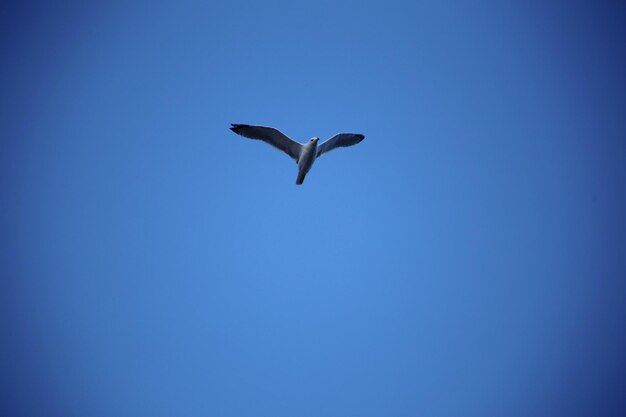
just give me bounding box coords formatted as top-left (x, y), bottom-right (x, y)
top-left (296, 170), bottom-right (307, 185)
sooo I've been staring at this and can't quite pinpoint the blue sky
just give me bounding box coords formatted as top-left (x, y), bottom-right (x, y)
top-left (2, 1), bottom-right (625, 416)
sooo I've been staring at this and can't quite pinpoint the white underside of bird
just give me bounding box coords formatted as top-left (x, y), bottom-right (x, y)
top-left (229, 124), bottom-right (365, 185)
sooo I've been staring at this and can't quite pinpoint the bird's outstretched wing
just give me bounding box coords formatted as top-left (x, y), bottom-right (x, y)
top-left (230, 124), bottom-right (302, 162)
top-left (316, 133), bottom-right (365, 158)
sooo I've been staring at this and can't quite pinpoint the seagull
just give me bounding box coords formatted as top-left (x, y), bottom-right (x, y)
top-left (229, 123), bottom-right (365, 185)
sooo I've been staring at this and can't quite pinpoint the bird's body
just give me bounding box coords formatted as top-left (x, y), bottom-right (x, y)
top-left (296, 138), bottom-right (318, 185)
top-left (229, 124), bottom-right (364, 185)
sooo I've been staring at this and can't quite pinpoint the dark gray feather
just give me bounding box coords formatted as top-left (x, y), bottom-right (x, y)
top-left (230, 124), bottom-right (302, 161)
top-left (316, 133), bottom-right (365, 157)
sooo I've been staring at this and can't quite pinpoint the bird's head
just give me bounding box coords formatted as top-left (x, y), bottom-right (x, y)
top-left (309, 137), bottom-right (320, 144)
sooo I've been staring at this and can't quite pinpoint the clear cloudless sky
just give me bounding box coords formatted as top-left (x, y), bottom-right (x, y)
top-left (1, 1), bottom-right (626, 416)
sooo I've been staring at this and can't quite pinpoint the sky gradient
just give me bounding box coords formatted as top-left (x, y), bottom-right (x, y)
top-left (2, 1), bottom-right (626, 416)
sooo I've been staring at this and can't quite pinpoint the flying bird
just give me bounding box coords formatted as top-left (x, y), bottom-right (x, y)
top-left (229, 123), bottom-right (365, 185)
